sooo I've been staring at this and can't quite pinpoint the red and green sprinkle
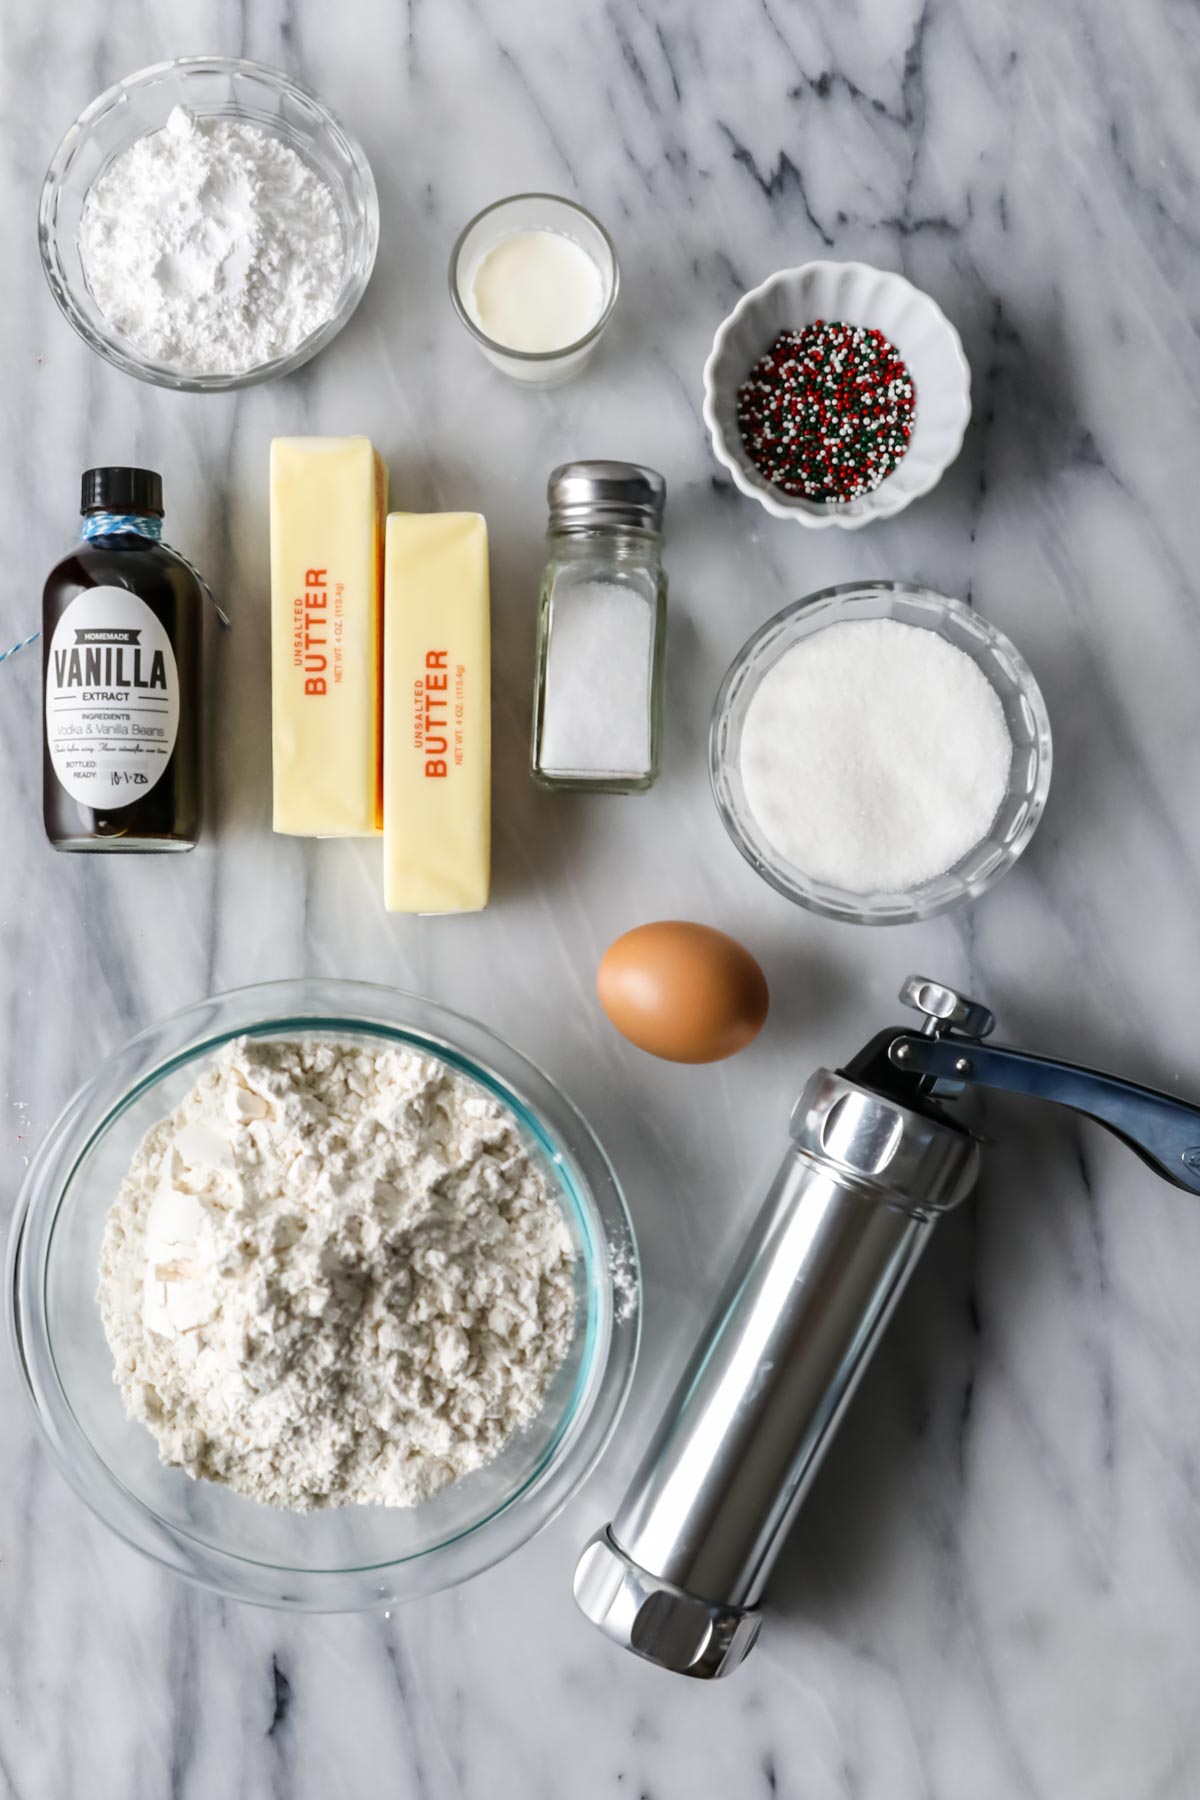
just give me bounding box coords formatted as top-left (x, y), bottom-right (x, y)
top-left (735, 321), bottom-right (916, 504)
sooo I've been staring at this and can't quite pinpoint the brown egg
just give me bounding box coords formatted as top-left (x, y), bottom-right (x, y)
top-left (597, 921), bottom-right (769, 1064)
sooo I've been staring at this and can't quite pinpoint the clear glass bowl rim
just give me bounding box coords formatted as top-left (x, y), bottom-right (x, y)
top-left (38, 56), bottom-right (380, 393)
top-left (448, 192), bottom-right (621, 362)
top-left (7, 978), bottom-right (641, 1611)
top-left (709, 581), bottom-right (1054, 925)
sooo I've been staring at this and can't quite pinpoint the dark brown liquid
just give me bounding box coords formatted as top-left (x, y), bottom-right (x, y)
top-left (42, 533), bottom-right (202, 851)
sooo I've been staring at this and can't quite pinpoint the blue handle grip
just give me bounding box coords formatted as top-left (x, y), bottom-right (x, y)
top-left (888, 1036), bottom-right (1200, 1195)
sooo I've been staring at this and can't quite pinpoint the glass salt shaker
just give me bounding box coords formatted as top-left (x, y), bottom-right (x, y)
top-left (531, 461), bottom-right (667, 793)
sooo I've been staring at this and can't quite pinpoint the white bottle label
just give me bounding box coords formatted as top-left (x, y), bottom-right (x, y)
top-left (45, 586), bottom-right (179, 809)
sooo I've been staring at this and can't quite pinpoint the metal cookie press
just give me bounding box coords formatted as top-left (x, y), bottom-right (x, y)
top-left (576, 975), bottom-right (1200, 1679)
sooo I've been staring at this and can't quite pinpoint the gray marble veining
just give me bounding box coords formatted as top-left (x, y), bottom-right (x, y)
top-left (4, 0), bottom-right (1200, 1793)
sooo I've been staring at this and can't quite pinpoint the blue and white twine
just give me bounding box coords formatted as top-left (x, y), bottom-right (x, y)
top-left (0, 630), bottom-right (39, 665)
top-left (2, 513), bottom-right (229, 671)
top-left (81, 510), bottom-right (165, 541)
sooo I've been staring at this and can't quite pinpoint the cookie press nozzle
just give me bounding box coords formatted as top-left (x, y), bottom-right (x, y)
top-left (575, 976), bottom-right (1200, 1678)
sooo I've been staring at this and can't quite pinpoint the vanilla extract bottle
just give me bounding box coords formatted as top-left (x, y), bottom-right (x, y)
top-left (43, 468), bottom-right (203, 851)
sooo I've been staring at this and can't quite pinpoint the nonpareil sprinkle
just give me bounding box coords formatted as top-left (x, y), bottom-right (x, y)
top-left (735, 321), bottom-right (916, 504)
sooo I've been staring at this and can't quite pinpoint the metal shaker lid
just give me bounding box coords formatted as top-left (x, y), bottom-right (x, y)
top-left (547, 460), bottom-right (666, 533)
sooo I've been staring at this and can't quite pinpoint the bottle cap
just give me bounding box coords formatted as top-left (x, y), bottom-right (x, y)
top-left (548, 461), bottom-right (666, 534)
top-left (81, 468), bottom-right (164, 516)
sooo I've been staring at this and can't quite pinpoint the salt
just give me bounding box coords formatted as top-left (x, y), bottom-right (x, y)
top-left (738, 618), bottom-right (1013, 893)
top-left (538, 578), bottom-right (654, 777)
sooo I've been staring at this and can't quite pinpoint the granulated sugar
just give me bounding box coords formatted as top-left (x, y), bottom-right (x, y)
top-left (739, 618), bottom-right (1013, 893)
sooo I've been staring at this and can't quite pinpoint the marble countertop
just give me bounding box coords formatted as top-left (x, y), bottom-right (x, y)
top-left (4, 0), bottom-right (1200, 1794)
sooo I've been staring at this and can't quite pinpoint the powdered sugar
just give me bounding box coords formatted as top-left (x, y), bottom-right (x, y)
top-left (78, 106), bottom-right (345, 375)
top-left (97, 1036), bottom-right (576, 1512)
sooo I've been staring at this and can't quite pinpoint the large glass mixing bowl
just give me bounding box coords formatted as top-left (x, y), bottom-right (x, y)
top-left (7, 980), bottom-right (640, 1610)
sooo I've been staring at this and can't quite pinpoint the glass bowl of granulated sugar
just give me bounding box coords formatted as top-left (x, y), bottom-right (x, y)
top-left (711, 582), bottom-right (1053, 926)
top-left (7, 980), bottom-right (640, 1610)
top-left (39, 58), bottom-right (379, 390)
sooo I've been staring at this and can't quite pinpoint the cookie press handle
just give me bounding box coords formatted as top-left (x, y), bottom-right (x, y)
top-left (888, 1037), bottom-right (1200, 1193)
top-left (574, 983), bottom-right (984, 1680)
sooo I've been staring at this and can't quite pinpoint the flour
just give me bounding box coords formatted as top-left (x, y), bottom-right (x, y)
top-left (78, 106), bottom-right (345, 375)
top-left (607, 1240), bottom-right (639, 1325)
top-left (97, 1037), bottom-right (576, 1512)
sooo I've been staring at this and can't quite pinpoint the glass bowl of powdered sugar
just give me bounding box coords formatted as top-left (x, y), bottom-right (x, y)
top-left (711, 582), bottom-right (1053, 925)
top-left (7, 980), bottom-right (640, 1610)
top-left (39, 58), bottom-right (379, 390)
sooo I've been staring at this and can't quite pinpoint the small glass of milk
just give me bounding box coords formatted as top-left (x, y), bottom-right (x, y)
top-left (450, 194), bottom-right (619, 386)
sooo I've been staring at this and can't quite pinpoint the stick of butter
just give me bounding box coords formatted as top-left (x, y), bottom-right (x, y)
top-left (270, 437), bottom-right (386, 836)
top-left (383, 513), bottom-right (491, 913)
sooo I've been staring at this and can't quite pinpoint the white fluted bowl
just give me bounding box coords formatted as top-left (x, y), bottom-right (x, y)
top-left (702, 261), bottom-right (971, 529)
